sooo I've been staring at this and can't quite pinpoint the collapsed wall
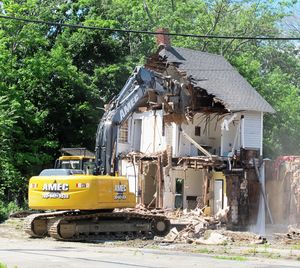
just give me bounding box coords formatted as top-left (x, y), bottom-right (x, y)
top-left (266, 156), bottom-right (300, 225)
top-left (120, 147), bottom-right (261, 230)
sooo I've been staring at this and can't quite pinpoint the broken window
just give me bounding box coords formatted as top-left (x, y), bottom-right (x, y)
top-left (195, 126), bottom-right (201, 136)
top-left (119, 120), bottom-right (129, 143)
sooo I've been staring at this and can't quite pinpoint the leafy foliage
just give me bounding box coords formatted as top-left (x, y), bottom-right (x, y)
top-left (0, 201), bottom-right (21, 223)
top-left (0, 0), bottom-right (299, 208)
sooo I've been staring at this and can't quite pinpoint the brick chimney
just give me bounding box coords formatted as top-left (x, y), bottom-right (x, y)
top-left (156, 28), bottom-right (171, 47)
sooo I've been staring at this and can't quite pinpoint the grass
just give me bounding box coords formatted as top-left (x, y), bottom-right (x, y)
top-left (244, 245), bottom-right (258, 256)
top-left (0, 262), bottom-right (7, 268)
top-left (261, 252), bottom-right (281, 259)
top-left (5, 218), bottom-right (23, 229)
top-left (291, 244), bottom-right (300, 250)
top-left (147, 244), bottom-right (160, 250)
top-left (193, 248), bottom-right (214, 254)
top-left (214, 255), bottom-right (248, 261)
top-left (263, 243), bottom-right (270, 252)
top-left (0, 262), bottom-right (17, 268)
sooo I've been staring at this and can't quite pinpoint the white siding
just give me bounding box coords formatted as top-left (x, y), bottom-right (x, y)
top-left (243, 112), bottom-right (262, 150)
top-left (140, 110), bottom-right (166, 153)
top-left (165, 124), bottom-right (173, 147)
top-left (120, 159), bottom-right (138, 197)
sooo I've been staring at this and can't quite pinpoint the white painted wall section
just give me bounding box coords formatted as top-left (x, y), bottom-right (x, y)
top-left (243, 112), bottom-right (262, 151)
top-left (139, 110), bottom-right (166, 153)
top-left (120, 159), bottom-right (138, 196)
top-left (220, 114), bottom-right (241, 156)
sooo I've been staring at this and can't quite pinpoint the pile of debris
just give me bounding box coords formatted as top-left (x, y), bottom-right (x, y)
top-left (115, 204), bottom-right (167, 216)
top-left (118, 205), bottom-right (266, 245)
top-left (160, 208), bottom-right (220, 244)
top-left (274, 225), bottom-right (300, 243)
top-left (158, 208), bottom-right (265, 244)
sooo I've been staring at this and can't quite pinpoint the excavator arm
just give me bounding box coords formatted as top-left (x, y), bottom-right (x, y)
top-left (95, 66), bottom-right (166, 175)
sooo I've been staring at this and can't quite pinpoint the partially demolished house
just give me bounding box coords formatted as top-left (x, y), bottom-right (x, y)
top-left (117, 29), bottom-right (275, 228)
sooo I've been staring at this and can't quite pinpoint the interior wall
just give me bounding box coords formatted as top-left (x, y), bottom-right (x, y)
top-left (169, 168), bottom-right (205, 209)
top-left (176, 113), bottom-right (224, 157)
top-left (163, 169), bottom-right (175, 209)
top-left (221, 114), bottom-right (241, 157)
top-left (140, 110), bottom-right (166, 153)
top-left (211, 172), bottom-right (228, 215)
top-left (142, 162), bottom-right (157, 206)
top-left (120, 159), bottom-right (138, 196)
top-left (118, 110), bottom-right (263, 159)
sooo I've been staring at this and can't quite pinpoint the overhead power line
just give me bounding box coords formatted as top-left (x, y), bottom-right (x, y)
top-left (0, 14), bottom-right (300, 41)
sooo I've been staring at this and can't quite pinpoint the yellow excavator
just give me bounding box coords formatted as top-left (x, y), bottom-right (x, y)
top-left (24, 67), bottom-right (171, 241)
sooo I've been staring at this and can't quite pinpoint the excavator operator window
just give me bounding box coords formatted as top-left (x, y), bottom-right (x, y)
top-left (83, 160), bottom-right (95, 175)
top-left (60, 160), bottom-right (81, 170)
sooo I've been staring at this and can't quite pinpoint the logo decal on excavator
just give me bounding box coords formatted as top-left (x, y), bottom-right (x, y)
top-left (42, 183), bottom-right (69, 192)
top-left (114, 182), bottom-right (127, 200)
top-left (119, 94), bottom-right (139, 121)
top-left (42, 192), bottom-right (69, 199)
top-left (42, 181), bottom-right (70, 199)
top-left (114, 184), bottom-right (126, 192)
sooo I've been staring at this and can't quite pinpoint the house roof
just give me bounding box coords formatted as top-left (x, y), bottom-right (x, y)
top-left (159, 46), bottom-right (275, 113)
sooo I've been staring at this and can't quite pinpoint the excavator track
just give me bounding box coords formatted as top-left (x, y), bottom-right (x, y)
top-left (23, 211), bottom-right (74, 238)
top-left (24, 211), bottom-right (170, 241)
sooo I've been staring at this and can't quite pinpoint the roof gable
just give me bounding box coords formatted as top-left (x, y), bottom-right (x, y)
top-left (159, 46), bottom-right (275, 113)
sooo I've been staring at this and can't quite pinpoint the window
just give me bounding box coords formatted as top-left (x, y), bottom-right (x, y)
top-left (119, 120), bottom-right (129, 143)
top-left (60, 160), bottom-right (80, 170)
top-left (195, 126), bottom-right (201, 136)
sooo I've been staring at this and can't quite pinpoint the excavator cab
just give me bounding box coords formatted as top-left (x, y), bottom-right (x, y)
top-left (54, 148), bottom-right (95, 174)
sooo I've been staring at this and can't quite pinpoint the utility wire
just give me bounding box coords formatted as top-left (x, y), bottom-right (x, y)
top-left (1, 14), bottom-right (300, 41)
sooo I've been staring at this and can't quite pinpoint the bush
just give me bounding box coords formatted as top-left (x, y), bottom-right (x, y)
top-left (0, 201), bottom-right (22, 223)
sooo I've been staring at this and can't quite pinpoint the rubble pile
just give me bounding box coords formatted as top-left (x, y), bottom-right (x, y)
top-left (115, 204), bottom-right (167, 215)
top-left (274, 225), bottom-right (300, 243)
top-left (287, 226), bottom-right (300, 240)
top-left (206, 230), bottom-right (266, 245)
top-left (158, 208), bottom-right (223, 244)
top-left (162, 208), bottom-right (266, 245)
top-left (118, 205), bottom-right (266, 245)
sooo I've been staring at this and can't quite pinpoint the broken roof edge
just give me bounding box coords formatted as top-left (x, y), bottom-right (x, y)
top-left (211, 89), bottom-right (276, 114)
top-left (218, 68), bottom-right (276, 114)
top-left (155, 46), bottom-right (275, 114)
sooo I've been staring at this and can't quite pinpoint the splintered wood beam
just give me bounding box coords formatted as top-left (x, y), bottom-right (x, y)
top-left (181, 130), bottom-right (212, 158)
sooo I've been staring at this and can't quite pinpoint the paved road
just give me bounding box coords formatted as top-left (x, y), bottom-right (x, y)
top-left (0, 237), bottom-right (300, 268)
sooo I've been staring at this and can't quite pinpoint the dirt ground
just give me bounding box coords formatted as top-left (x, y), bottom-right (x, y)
top-left (1, 217), bottom-right (300, 264)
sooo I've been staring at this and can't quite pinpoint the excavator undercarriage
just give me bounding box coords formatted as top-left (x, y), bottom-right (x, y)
top-left (24, 210), bottom-right (170, 241)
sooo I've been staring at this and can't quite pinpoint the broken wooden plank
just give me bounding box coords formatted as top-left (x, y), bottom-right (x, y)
top-left (181, 129), bottom-right (212, 158)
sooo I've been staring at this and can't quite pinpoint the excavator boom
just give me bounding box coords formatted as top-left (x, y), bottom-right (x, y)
top-left (95, 67), bottom-right (165, 175)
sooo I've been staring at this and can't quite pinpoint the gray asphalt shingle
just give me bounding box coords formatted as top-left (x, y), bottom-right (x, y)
top-left (159, 46), bottom-right (275, 113)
